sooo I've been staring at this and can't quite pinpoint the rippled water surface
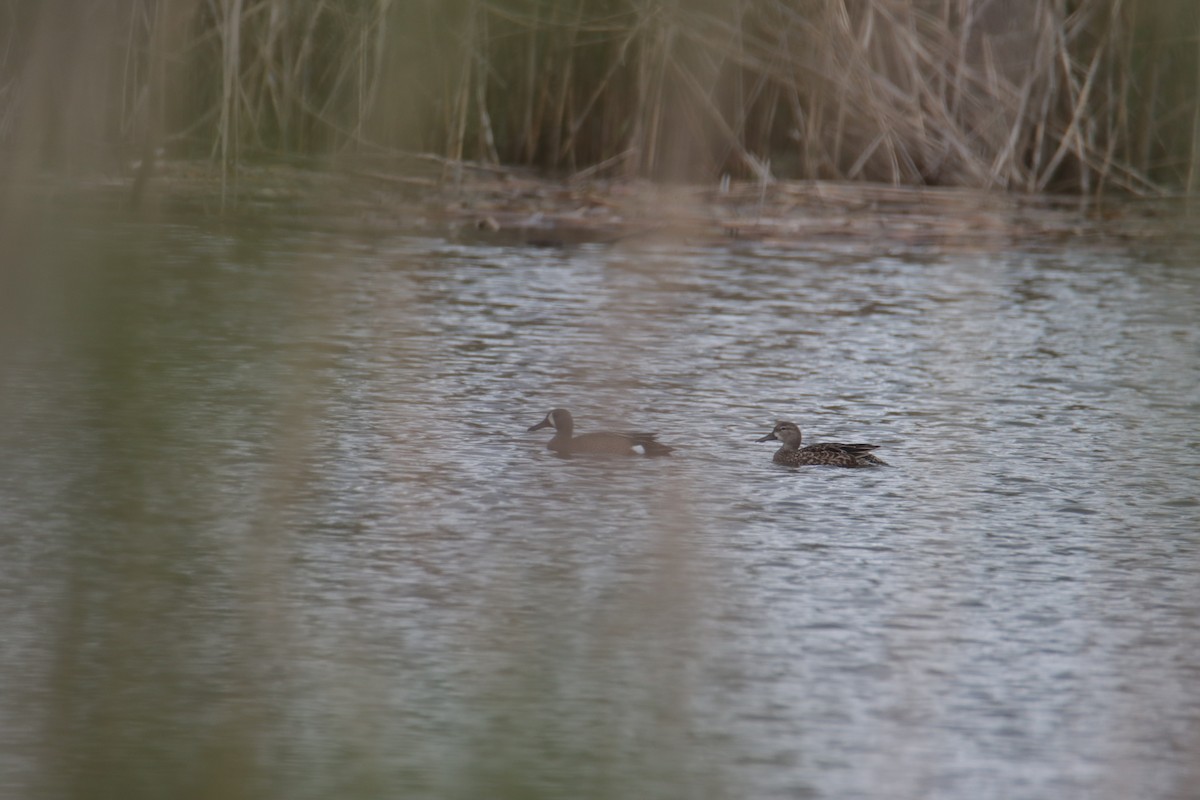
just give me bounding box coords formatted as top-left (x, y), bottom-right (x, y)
top-left (2, 206), bottom-right (1199, 799)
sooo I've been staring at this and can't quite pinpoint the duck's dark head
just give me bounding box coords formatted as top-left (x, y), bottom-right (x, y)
top-left (528, 408), bottom-right (573, 433)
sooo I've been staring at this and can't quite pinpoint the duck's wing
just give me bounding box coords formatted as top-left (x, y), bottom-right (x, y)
top-left (566, 431), bottom-right (673, 456)
top-left (833, 442), bottom-right (881, 456)
top-left (830, 442), bottom-right (888, 466)
top-left (799, 442), bottom-right (887, 466)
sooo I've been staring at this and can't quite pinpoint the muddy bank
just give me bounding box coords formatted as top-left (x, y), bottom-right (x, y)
top-left (29, 158), bottom-right (1200, 255)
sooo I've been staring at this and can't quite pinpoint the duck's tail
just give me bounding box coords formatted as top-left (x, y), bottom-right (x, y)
top-left (628, 433), bottom-right (673, 457)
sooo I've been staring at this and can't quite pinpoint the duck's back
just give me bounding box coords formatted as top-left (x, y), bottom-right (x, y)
top-left (559, 431), bottom-right (672, 457)
top-left (777, 442), bottom-right (887, 467)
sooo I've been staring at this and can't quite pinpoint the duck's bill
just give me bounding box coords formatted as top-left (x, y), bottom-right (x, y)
top-left (755, 432), bottom-right (778, 442)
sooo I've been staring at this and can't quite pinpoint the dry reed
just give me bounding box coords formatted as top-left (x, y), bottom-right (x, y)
top-left (0, 0), bottom-right (1196, 195)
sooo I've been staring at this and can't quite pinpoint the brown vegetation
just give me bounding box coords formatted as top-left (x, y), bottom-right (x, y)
top-left (1, 0), bottom-right (1197, 195)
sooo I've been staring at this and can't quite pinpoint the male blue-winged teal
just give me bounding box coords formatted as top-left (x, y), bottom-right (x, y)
top-left (756, 420), bottom-right (889, 467)
top-left (527, 408), bottom-right (673, 457)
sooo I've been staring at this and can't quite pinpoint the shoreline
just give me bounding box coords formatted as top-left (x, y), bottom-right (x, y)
top-left (14, 159), bottom-right (1199, 254)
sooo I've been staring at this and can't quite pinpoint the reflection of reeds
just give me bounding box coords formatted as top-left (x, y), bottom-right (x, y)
top-left (0, 0), bottom-right (1196, 194)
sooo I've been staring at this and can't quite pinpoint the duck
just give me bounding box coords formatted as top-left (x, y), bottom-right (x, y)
top-left (756, 420), bottom-right (888, 467)
top-left (527, 408), bottom-right (673, 457)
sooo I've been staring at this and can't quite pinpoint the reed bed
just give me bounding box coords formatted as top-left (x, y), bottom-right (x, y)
top-left (1, 0), bottom-right (1196, 195)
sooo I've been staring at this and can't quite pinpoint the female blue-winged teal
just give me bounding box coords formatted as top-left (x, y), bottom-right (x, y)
top-left (756, 420), bottom-right (888, 467)
top-left (527, 408), bottom-right (673, 457)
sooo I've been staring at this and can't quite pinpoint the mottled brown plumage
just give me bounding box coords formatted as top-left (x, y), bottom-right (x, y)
top-left (756, 420), bottom-right (888, 467)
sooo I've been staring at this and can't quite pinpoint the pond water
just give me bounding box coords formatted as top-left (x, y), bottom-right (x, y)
top-left (2, 199), bottom-right (1199, 800)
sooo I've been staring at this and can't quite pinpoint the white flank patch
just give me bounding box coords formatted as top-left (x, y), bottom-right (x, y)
top-left (631, 443), bottom-right (646, 455)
